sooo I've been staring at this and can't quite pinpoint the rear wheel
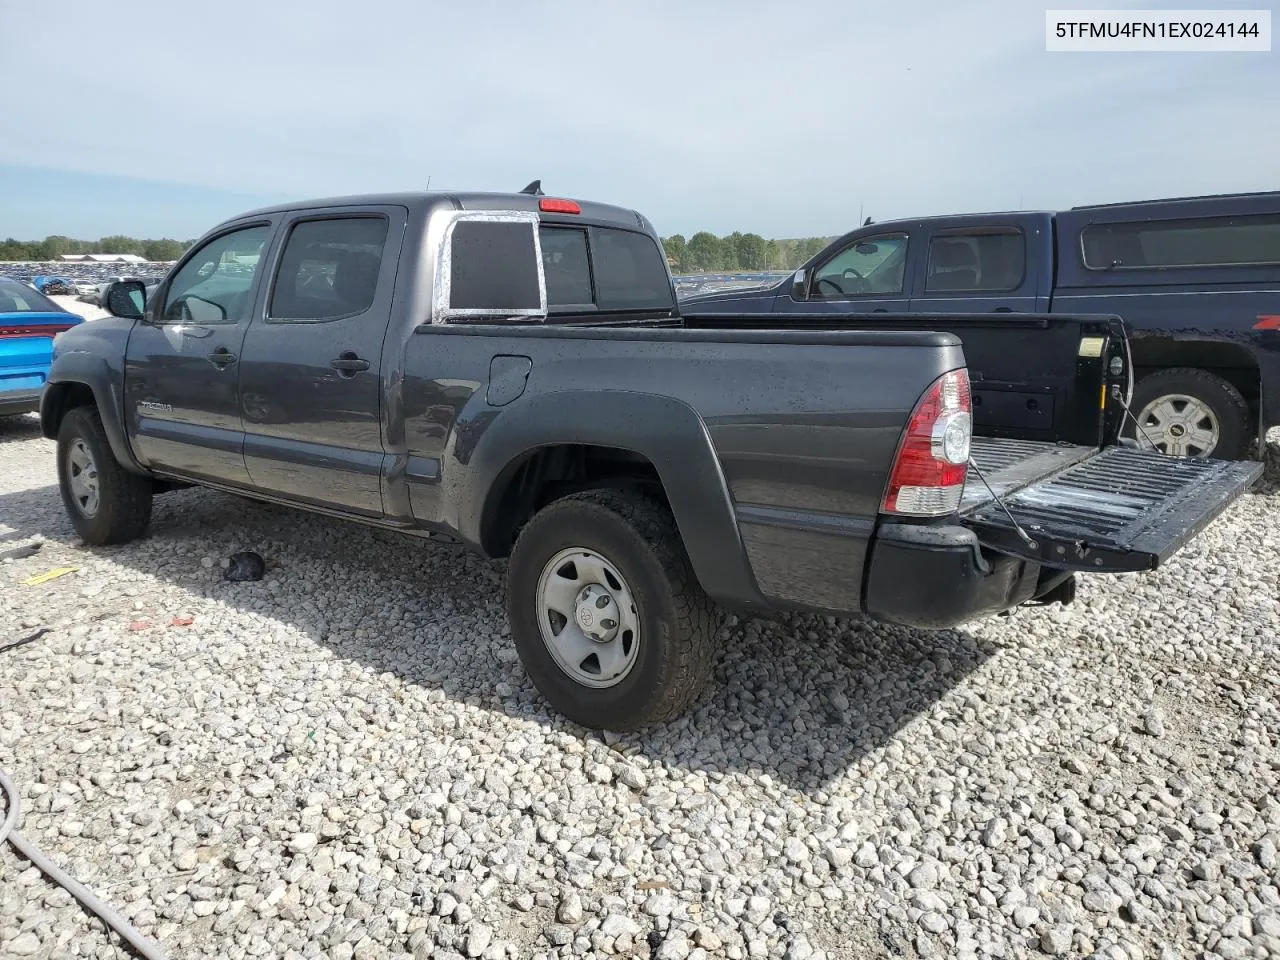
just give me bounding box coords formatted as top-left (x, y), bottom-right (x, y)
top-left (1125, 368), bottom-right (1252, 460)
top-left (506, 490), bottom-right (718, 731)
top-left (57, 406), bottom-right (153, 545)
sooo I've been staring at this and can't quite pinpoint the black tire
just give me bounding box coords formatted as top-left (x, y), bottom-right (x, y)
top-left (1124, 367), bottom-right (1253, 460)
top-left (56, 406), bottom-right (153, 545)
top-left (506, 490), bottom-right (718, 731)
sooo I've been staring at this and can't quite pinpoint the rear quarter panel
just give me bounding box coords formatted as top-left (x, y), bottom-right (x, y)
top-left (398, 325), bottom-right (963, 615)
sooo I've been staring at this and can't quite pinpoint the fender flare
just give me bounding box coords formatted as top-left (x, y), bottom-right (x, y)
top-left (40, 352), bottom-right (146, 474)
top-left (1127, 332), bottom-right (1268, 436)
top-left (447, 389), bottom-right (767, 609)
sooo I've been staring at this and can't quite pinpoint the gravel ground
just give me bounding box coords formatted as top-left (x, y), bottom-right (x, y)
top-left (2, 416), bottom-right (1278, 960)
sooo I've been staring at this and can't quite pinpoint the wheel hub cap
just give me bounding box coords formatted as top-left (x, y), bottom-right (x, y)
top-left (575, 584), bottom-right (620, 642)
top-left (536, 547), bottom-right (640, 689)
top-left (67, 438), bottom-right (100, 517)
top-left (1135, 393), bottom-right (1219, 458)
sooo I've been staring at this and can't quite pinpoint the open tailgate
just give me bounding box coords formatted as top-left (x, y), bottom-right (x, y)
top-left (962, 446), bottom-right (1262, 573)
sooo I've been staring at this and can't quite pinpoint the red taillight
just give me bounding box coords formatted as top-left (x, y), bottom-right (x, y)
top-left (539, 198), bottom-right (581, 214)
top-left (0, 323), bottom-right (76, 339)
top-left (881, 369), bottom-right (972, 517)
top-left (1254, 315), bottom-right (1280, 331)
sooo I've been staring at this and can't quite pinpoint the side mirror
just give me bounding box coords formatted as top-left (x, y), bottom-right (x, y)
top-left (790, 268), bottom-right (808, 300)
top-left (103, 280), bottom-right (146, 320)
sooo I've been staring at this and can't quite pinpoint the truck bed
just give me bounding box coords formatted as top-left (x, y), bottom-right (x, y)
top-left (962, 437), bottom-right (1096, 511)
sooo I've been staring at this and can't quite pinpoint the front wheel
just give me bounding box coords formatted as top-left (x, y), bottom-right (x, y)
top-left (57, 406), bottom-right (153, 545)
top-left (1124, 368), bottom-right (1252, 460)
top-left (506, 490), bottom-right (718, 731)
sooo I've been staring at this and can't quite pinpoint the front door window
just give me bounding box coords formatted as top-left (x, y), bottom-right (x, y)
top-left (163, 225), bottom-right (270, 324)
top-left (811, 233), bottom-right (909, 298)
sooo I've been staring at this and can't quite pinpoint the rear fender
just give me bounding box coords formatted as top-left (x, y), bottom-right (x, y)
top-left (450, 389), bottom-right (768, 609)
top-left (1128, 334), bottom-right (1264, 420)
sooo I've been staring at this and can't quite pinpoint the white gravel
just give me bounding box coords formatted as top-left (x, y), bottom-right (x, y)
top-left (2, 414), bottom-right (1278, 960)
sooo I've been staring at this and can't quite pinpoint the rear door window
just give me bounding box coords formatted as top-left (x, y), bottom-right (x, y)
top-left (1082, 214), bottom-right (1280, 269)
top-left (925, 231), bottom-right (1026, 292)
top-left (269, 216), bottom-right (389, 321)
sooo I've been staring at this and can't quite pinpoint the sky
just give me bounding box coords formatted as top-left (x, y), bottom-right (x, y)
top-left (1, 0), bottom-right (1276, 241)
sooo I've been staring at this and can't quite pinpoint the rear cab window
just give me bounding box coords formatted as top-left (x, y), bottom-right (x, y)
top-left (432, 210), bottom-right (674, 322)
top-left (539, 224), bottom-right (674, 314)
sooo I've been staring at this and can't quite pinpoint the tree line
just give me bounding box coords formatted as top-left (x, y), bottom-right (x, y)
top-left (661, 232), bottom-right (836, 275)
top-left (1, 230), bottom-right (839, 274)
top-left (0, 235), bottom-right (192, 263)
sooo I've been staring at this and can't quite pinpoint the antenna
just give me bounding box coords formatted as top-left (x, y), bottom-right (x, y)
top-left (519, 180), bottom-right (544, 196)
top-left (426, 175), bottom-right (432, 191)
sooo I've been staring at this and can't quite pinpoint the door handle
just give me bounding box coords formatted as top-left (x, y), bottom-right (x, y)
top-left (207, 348), bottom-right (237, 367)
top-left (330, 353), bottom-right (370, 377)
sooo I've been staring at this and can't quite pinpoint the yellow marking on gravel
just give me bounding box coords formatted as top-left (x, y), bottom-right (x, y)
top-left (21, 566), bottom-right (79, 585)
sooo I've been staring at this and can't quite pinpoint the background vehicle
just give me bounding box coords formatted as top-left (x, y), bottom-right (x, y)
top-left (39, 190), bottom-right (1261, 729)
top-left (0, 277), bottom-right (83, 417)
top-left (681, 191), bottom-right (1280, 460)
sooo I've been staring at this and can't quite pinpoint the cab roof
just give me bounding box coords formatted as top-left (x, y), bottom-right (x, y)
top-left (230, 191), bottom-right (653, 232)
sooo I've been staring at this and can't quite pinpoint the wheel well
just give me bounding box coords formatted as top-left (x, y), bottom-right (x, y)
top-left (482, 444), bottom-right (667, 557)
top-left (40, 382), bottom-right (97, 439)
top-left (1129, 337), bottom-right (1261, 420)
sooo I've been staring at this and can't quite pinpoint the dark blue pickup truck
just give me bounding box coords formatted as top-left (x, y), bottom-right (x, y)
top-left (683, 191), bottom-right (1280, 460)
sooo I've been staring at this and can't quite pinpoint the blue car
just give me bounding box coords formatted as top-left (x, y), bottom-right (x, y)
top-left (0, 277), bottom-right (85, 417)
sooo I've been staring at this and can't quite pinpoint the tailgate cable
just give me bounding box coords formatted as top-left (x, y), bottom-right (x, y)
top-left (1111, 385), bottom-right (1161, 451)
top-left (967, 459), bottom-right (1039, 550)
top-left (0, 767), bottom-right (169, 960)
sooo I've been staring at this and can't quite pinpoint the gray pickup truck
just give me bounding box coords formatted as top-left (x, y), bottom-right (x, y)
top-left (40, 188), bottom-right (1262, 730)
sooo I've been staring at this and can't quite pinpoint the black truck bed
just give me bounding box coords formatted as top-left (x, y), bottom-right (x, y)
top-left (961, 437), bottom-right (1262, 573)
top-left (962, 437), bottom-right (1097, 510)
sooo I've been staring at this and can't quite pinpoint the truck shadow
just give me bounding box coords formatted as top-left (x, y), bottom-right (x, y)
top-left (0, 481), bottom-right (994, 791)
top-left (0, 414), bottom-right (44, 444)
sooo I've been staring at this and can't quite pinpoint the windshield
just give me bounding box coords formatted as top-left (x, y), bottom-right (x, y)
top-left (0, 280), bottom-right (65, 314)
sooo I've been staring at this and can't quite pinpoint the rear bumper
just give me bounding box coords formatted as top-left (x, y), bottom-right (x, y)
top-left (864, 522), bottom-right (1043, 630)
top-left (0, 390), bottom-right (41, 417)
